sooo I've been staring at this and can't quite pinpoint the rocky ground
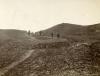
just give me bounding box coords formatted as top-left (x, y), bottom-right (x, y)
top-left (0, 39), bottom-right (99, 76)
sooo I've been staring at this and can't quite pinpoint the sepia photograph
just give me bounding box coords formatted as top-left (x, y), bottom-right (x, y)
top-left (0, 0), bottom-right (100, 76)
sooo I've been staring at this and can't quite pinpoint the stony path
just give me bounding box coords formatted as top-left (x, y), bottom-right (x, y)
top-left (0, 50), bottom-right (35, 76)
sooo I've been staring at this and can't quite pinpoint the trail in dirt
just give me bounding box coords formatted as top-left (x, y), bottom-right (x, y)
top-left (0, 50), bottom-right (35, 76)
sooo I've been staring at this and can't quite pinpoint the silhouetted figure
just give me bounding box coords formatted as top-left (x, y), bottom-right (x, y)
top-left (57, 33), bottom-right (60, 38)
top-left (39, 31), bottom-right (42, 36)
top-left (28, 30), bottom-right (31, 36)
top-left (51, 32), bottom-right (54, 38)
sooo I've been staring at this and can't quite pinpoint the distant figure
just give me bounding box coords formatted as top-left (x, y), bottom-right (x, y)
top-left (39, 31), bottom-right (42, 36)
top-left (28, 30), bottom-right (31, 36)
top-left (51, 32), bottom-right (54, 38)
top-left (57, 33), bottom-right (60, 38)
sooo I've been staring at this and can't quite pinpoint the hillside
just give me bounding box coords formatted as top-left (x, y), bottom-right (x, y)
top-left (0, 24), bottom-right (100, 76)
top-left (0, 29), bottom-right (29, 41)
top-left (35, 23), bottom-right (100, 42)
top-left (3, 42), bottom-right (100, 76)
top-left (87, 23), bottom-right (100, 32)
top-left (35, 23), bottom-right (86, 37)
top-left (0, 29), bottom-right (35, 69)
top-left (86, 24), bottom-right (100, 41)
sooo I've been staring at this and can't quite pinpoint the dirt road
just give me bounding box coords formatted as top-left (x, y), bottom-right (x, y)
top-left (0, 50), bottom-right (35, 76)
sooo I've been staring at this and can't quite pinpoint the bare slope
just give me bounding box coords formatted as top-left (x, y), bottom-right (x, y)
top-left (3, 42), bottom-right (100, 76)
top-left (0, 29), bottom-right (29, 41)
top-left (36, 23), bottom-right (86, 37)
top-left (0, 29), bottom-right (34, 69)
top-left (36, 23), bottom-right (100, 42)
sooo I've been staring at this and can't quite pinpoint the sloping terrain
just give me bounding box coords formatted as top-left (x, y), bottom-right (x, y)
top-left (0, 29), bottom-right (28, 41)
top-left (35, 23), bottom-right (100, 42)
top-left (0, 29), bottom-right (35, 69)
top-left (0, 40), bottom-right (30, 69)
top-left (0, 29), bottom-right (69, 70)
top-left (0, 50), bottom-right (34, 76)
top-left (0, 23), bottom-right (100, 76)
top-left (35, 23), bottom-right (87, 43)
top-left (36, 23), bottom-right (85, 37)
top-left (2, 42), bottom-right (100, 76)
top-left (86, 24), bottom-right (100, 41)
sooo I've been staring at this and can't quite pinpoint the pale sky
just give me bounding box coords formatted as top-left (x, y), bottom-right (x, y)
top-left (0, 0), bottom-right (100, 32)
